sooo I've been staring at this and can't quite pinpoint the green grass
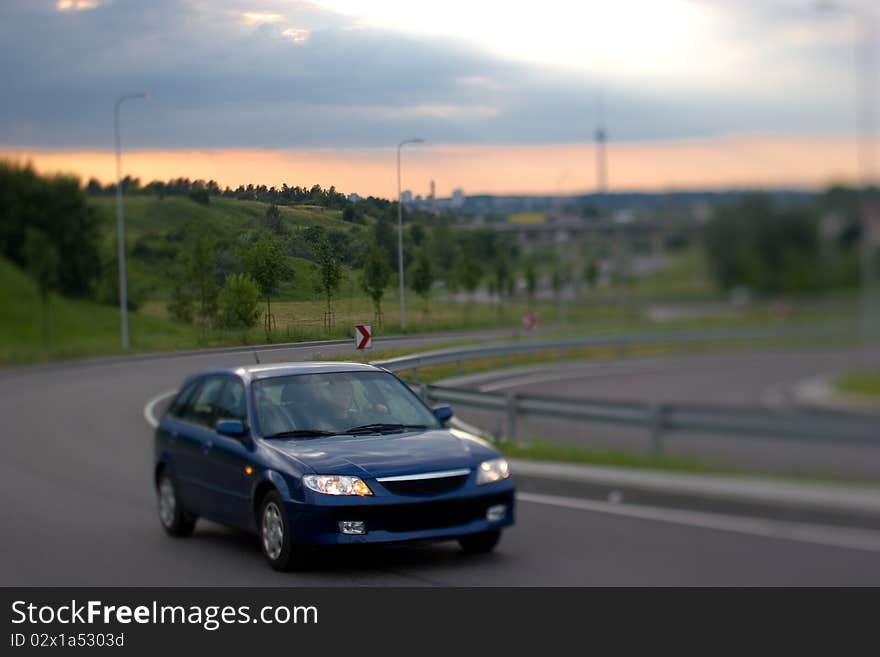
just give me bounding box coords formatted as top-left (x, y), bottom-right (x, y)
top-left (0, 258), bottom-right (201, 364)
top-left (836, 370), bottom-right (880, 397)
top-left (608, 249), bottom-right (720, 303)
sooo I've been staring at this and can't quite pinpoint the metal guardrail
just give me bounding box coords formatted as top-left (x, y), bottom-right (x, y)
top-left (373, 323), bottom-right (854, 381)
top-left (379, 322), bottom-right (876, 453)
top-left (417, 384), bottom-right (880, 454)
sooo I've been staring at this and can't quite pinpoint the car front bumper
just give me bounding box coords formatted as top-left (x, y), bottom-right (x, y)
top-left (285, 483), bottom-right (515, 546)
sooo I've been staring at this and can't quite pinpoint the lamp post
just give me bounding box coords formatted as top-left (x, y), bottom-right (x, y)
top-left (815, 2), bottom-right (877, 342)
top-left (396, 137), bottom-right (424, 330)
top-left (114, 91), bottom-right (149, 351)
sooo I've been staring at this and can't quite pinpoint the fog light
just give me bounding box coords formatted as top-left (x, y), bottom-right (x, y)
top-left (486, 504), bottom-right (507, 522)
top-left (339, 520), bottom-right (366, 535)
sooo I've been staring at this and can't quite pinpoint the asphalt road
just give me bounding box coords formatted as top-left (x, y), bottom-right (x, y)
top-left (3, 336), bottom-right (880, 585)
top-left (447, 347), bottom-right (880, 479)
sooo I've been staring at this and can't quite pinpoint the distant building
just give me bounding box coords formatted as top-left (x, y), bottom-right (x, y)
top-left (347, 192), bottom-right (361, 202)
top-left (400, 190), bottom-right (413, 204)
top-left (451, 188), bottom-right (465, 208)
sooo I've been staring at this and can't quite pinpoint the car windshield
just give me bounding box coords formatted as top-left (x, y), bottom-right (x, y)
top-left (253, 370), bottom-right (441, 438)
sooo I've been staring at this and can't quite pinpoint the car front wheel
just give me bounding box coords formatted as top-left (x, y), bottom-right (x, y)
top-left (157, 471), bottom-right (196, 537)
top-left (259, 491), bottom-right (306, 571)
top-left (458, 529), bottom-right (501, 554)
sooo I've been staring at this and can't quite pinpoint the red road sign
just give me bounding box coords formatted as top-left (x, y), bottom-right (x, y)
top-left (355, 324), bottom-right (372, 350)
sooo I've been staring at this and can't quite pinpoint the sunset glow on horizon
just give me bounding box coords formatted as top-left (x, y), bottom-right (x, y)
top-left (3, 135), bottom-right (869, 199)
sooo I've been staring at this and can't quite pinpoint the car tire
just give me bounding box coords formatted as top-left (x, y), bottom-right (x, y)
top-left (259, 491), bottom-right (306, 571)
top-left (458, 530), bottom-right (501, 554)
top-left (157, 470), bottom-right (196, 537)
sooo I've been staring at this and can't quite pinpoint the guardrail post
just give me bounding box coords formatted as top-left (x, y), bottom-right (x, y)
top-left (506, 393), bottom-right (518, 444)
top-left (649, 402), bottom-right (665, 457)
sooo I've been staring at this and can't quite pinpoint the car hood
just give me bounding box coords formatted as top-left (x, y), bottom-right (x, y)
top-left (266, 429), bottom-right (479, 478)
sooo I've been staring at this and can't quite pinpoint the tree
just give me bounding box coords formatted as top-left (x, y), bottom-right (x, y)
top-left (218, 273), bottom-right (261, 331)
top-left (241, 232), bottom-right (290, 333)
top-left (361, 243), bottom-right (392, 322)
top-left (95, 239), bottom-right (145, 311)
top-left (524, 257), bottom-right (537, 303)
top-left (492, 254), bottom-right (511, 302)
top-left (409, 241), bottom-right (434, 314)
top-left (167, 222), bottom-right (221, 326)
top-left (316, 236), bottom-right (342, 314)
top-left (373, 214), bottom-right (397, 269)
top-left (704, 195), bottom-right (822, 294)
top-left (584, 259), bottom-right (599, 288)
top-left (455, 237), bottom-right (483, 299)
top-left (551, 259), bottom-right (571, 298)
top-left (23, 228), bottom-right (59, 346)
top-left (264, 203), bottom-right (284, 235)
top-left (0, 162), bottom-right (101, 299)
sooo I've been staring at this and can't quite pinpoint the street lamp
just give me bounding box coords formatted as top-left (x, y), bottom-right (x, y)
top-left (815, 2), bottom-right (877, 343)
top-left (114, 91), bottom-right (149, 351)
top-left (396, 137), bottom-right (424, 330)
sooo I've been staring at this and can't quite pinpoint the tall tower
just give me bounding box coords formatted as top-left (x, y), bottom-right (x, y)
top-left (429, 179), bottom-right (436, 214)
top-left (595, 92), bottom-right (608, 198)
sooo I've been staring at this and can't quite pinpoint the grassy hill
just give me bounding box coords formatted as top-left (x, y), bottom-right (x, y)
top-left (87, 195), bottom-right (365, 303)
top-left (88, 196), bottom-right (351, 240)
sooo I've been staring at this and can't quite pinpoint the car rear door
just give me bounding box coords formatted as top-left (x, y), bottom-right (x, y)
top-left (157, 378), bottom-right (201, 509)
top-left (172, 375), bottom-right (229, 518)
top-left (199, 376), bottom-right (255, 529)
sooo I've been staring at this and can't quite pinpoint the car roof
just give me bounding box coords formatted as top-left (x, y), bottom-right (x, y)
top-left (189, 361), bottom-right (384, 383)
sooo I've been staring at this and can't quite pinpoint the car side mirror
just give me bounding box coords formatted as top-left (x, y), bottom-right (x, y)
top-left (433, 405), bottom-right (453, 424)
top-left (216, 419), bottom-right (247, 438)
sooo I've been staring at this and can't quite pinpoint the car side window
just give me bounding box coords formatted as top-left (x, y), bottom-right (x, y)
top-left (167, 380), bottom-right (200, 419)
top-left (183, 376), bottom-right (227, 428)
top-left (215, 378), bottom-right (247, 424)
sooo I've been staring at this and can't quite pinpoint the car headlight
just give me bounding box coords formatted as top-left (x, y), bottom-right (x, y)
top-left (476, 458), bottom-right (510, 485)
top-left (303, 474), bottom-right (373, 496)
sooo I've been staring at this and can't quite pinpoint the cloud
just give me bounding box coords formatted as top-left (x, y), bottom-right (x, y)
top-left (240, 12), bottom-right (284, 25)
top-left (56, 0), bottom-right (99, 11)
top-left (0, 0), bottom-right (862, 152)
top-left (281, 27), bottom-right (309, 43)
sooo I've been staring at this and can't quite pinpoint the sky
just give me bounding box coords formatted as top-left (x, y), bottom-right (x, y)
top-left (0, 0), bottom-right (876, 197)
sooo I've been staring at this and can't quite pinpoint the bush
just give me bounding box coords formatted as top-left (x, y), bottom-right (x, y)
top-left (704, 195), bottom-right (822, 295)
top-left (218, 273), bottom-right (261, 330)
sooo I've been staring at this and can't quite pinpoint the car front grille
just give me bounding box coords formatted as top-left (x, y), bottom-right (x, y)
top-left (379, 474), bottom-right (469, 496)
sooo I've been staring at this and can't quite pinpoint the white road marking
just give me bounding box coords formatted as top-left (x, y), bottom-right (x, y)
top-left (517, 491), bottom-right (880, 553)
top-left (143, 389), bottom-right (177, 428)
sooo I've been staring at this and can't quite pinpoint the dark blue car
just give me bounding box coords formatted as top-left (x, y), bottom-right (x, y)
top-left (153, 362), bottom-right (515, 570)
